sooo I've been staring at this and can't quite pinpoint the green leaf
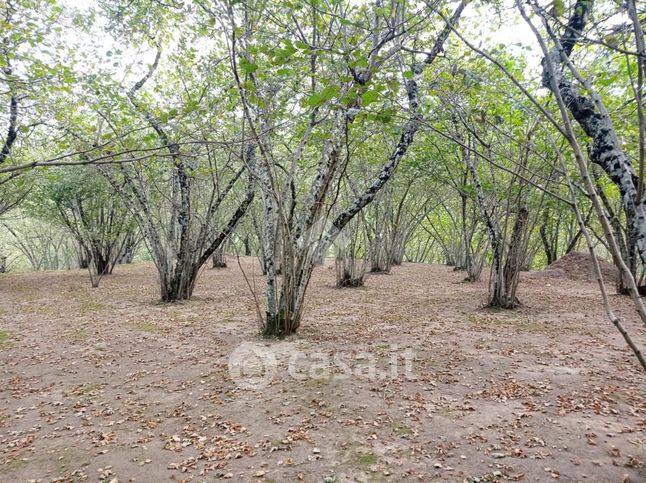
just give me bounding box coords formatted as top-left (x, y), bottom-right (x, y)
top-left (238, 58), bottom-right (258, 74)
top-left (273, 40), bottom-right (298, 64)
top-left (183, 100), bottom-right (199, 114)
top-left (374, 107), bottom-right (395, 123)
top-left (305, 85), bottom-right (340, 108)
top-left (361, 90), bottom-right (379, 106)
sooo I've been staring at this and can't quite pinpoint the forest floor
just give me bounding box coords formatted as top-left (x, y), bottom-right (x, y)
top-left (0, 258), bottom-right (645, 483)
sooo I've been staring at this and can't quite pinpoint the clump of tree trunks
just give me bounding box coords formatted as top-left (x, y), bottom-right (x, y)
top-left (99, 49), bottom-right (255, 301)
top-left (335, 218), bottom-right (367, 288)
top-left (222, 0), bottom-right (468, 336)
top-left (211, 246), bottom-right (227, 269)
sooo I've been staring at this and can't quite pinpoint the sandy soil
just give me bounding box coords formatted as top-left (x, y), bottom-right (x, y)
top-left (0, 258), bottom-right (644, 482)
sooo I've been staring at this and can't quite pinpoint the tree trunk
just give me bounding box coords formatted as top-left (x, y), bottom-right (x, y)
top-left (262, 260), bottom-right (312, 337)
top-left (92, 250), bottom-right (112, 276)
top-left (495, 207), bottom-right (529, 308)
top-left (211, 246), bottom-right (227, 268)
top-left (335, 219), bottom-right (366, 287)
top-left (465, 143), bottom-right (506, 305)
top-left (118, 231), bottom-right (139, 264)
top-left (160, 265), bottom-right (198, 302)
top-left (540, 209), bottom-right (557, 265)
top-left (541, 0), bottom-right (646, 269)
top-left (244, 235), bottom-right (251, 256)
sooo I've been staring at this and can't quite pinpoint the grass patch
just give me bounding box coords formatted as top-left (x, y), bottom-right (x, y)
top-left (434, 406), bottom-right (463, 420)
top-left (0, 457), bottom-right (27, 474)
top-left (180, 314), bottom-right (202, 326)
top-left (304, 375), bottom-right (333, 387)
top-left (466, 313), bottom-right (551, 333)
top-left (0, 330), bottom-right (12, 349)
top-left (270, 439), bottom-right (291, 451)
top-left (353, 450), bottom-right (378, 466)
top-left (79, 300), bottom-right (105, 313)
top-left (20, 304), bottom-right (51, 315)
top-left (390, 420), bottom-right (414, 437)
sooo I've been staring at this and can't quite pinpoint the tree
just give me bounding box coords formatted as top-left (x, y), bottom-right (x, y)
top-left (27, 167), bottom-right (137, 286)
top-left (214, 0), bottom-right (468, 336)
top-left (3, 216), bottom-right (77, 271)
top-left (0, 0), bottom-right (71, 214)
top-left (510, 0), bottom-right (646, 366)
top-left (532, 0), bottom-right (646, 289)
top-left (50, 1), bottom-right (260, 301)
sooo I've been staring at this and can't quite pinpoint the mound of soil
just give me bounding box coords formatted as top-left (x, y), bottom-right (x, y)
top-left (544, 251), bottom-right (617, 283)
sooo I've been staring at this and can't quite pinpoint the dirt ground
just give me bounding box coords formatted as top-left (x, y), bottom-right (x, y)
top-left (0, 258), bottom-right (645, 483)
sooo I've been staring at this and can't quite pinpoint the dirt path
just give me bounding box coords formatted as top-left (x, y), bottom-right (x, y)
top-left (0, 259), bottom-right (644, 482)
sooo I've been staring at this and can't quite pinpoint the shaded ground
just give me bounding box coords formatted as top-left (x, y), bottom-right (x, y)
top-left (0, 259), bottom-right (645, 482)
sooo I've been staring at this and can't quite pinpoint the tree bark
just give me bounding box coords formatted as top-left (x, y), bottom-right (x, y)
top-left (540, 0), bottom-right (646, 268)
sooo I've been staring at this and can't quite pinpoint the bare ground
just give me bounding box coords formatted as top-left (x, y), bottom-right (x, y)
top-left (0, 259), bottom-right (645, 483)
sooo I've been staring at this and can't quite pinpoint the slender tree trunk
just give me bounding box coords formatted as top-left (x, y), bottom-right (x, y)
top-left (539, 0), bottom-right (646, 268)
top-left (212, 245), bottom-right (227, 268)
top-left (244, 235), bottom-right (251, 256)
top-left (465, 143), bottom-right (507, 306)
top-left (498, 207), bottom-right (529, 308)
top-left (540, 209), bottom-right (557, 265)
